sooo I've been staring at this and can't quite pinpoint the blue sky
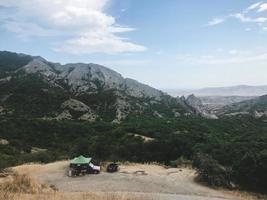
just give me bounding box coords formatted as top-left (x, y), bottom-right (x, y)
top-left (0, 0), bottom-right (267, 89)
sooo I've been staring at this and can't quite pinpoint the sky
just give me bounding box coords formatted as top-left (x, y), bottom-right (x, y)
top-left (0, 0), bottom-right (267, 89)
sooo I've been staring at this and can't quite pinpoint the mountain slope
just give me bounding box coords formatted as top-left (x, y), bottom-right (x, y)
top-left (0, 51), bottom-right (196, 122)
top-left (183, 94), bottom-right (218, 119)
top-left (218, 95), bottom-right (267, 118)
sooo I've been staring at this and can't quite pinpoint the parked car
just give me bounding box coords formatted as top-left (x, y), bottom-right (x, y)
top-left (68, 155), bottom-right (100, 177)
top-left (107, 163), bottom-right (119, 173)
top-left (87, 162), bottom-right (101, 174)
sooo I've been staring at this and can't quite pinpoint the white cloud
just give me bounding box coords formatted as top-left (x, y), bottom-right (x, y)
top-left (207, 2), bottom-right (267, 30)
top-left (228, 49), bottom-right (250, 55)
top-left (0, 0), bottom-right (146, 54)
top-left (228, 50), bottom-right (238, 55)
top-left (258, 3), bottom-right (267, 12)
top-left (232, 13), bottom-right (267, 23)
top-left (245, 2), bottom-right (267, 12)
top-left (54, 32), bottom-right (146, 54)
top-left (207, 18), bottom-right (225, 26)
top-left (247, 2), bottom-right (263, 11)
top-left (2, 21), bottom-right (59, 38)
top-left (216, 48), bottom-right (224, 52)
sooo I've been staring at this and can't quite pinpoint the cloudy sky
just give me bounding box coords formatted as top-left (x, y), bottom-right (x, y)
top-left (0, 0), bottom-right (267, 89)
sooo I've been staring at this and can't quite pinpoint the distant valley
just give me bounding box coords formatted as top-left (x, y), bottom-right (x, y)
top-left (165, 86), bottom-right (267, 118)
top-left (165, 85), bottom-right (267, 97)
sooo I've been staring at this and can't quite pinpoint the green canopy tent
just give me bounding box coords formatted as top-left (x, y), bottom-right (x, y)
top-left (70, 155), bottom-right (92, 165)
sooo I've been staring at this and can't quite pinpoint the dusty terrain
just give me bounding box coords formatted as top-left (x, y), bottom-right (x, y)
top-left (8, 161), bottom-right (248, 200)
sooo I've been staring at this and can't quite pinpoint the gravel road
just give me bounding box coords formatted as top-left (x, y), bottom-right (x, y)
top-left (13, 161), bottom-right (241, 200)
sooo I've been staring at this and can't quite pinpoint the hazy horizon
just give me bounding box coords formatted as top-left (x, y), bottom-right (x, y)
top-left (1, 0), bottom-right (267, 88)
top-left (161, 84), bottom-right (267, 90)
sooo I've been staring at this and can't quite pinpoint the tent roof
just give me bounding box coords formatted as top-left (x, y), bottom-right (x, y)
top-left (70, 155), bottom-right (92, 164)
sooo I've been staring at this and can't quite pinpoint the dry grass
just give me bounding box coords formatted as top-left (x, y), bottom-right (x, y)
top-left (2, 162), bottom-right (266, 200)
top-left (12, 161), bottom-right (68, 175)
top-left (0, 139), bottom-right (8, 145)
top-left (12, 161), bottom-right (168, 176)
top-left (222, 190), bottom-right (267, 200)
top-left (0, 192), bottom-right (150, 200)
top-left (133, 134), bottom-right (154, 142)
top-left (30, 147), bottom-right (47, 154)
top-left (0, 173), bottom-right (149, 200)
top-left (0, 173), bottom-right (54, 194)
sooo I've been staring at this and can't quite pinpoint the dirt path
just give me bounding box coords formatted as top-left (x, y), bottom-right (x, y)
top-left (12, 161), bottom-right (242, 200)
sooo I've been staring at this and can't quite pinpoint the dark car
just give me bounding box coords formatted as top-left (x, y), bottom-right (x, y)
top-left (107, 163), bottom-right (119, 173)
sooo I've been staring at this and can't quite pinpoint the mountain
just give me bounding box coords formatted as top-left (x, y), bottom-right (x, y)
top-left (218, 95), bottom-right (267, 118)
top-left (165, 85), bottom-right (267, 97)
top-left (183, 94), bottom-right (218, 119)
top-left (0, 51), bottom-right (197, 122)
top-left (198, 96), bottom-right (257, 113)
top-left (199, 96), bottom-right (256, 106)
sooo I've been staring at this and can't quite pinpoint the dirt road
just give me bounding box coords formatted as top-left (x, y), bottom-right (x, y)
top-left (13, 161), bottom-right (242, 200)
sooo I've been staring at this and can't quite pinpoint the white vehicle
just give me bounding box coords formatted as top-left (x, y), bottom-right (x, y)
top-left (89, 162), bottom-right (100, 174)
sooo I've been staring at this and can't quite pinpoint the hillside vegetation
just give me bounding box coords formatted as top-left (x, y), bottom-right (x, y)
top-left (0, 116), bottom-right (267, 193)
top-left (0, 51), bottom-right (267, 194)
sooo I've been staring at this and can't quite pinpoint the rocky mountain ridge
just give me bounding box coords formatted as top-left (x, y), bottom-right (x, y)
top-left (0, 51), bottom-right (201, 122)
top-left (218, 95), bottom-right (267, 118)
top-left (3, 51), bottom-right (264, 121)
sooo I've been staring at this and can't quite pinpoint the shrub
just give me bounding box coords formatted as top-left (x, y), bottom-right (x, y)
top-left (0, 174), bottom-right (53, 194)
top-left (169, 156), bottom-right (192, 168)
top-left (193, 153), bottom-right (233, 188)
top-left (233, 150), bottom-right (267, 192)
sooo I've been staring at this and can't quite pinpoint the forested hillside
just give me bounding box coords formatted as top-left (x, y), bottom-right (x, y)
top-left (0, 51), bottom-right (267, 193)
top-left (0, 116), bottom-right (266, 192)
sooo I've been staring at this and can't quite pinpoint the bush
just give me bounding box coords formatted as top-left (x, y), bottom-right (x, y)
top-left (0, 154), bottom-right (18, 170)
top-left (193, 153), bottom-right (233, 188)
top-left (0, 173), bottom-right (53, 194)
top-left (19, 151), bottom-right (57, 164)
top-left (233, 150), bottom-right (267, 191)
top-left (169, 156), bottom-right (192, 168)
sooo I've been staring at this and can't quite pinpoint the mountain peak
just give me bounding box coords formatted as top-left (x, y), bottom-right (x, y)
top-left (0, 50), bottom-right (195, 122)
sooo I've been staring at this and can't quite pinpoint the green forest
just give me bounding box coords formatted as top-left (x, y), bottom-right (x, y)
top-left (0, 116), bottom-right (266, 193)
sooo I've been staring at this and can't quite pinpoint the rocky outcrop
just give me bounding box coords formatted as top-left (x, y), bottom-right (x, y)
top-left (57, 63), bottom-right (125, 94)
top-left (0, 76), bottom-right (11, 84)
top-left (19, 57), bottom-right (166, 101)
top-left (254, 111), bottom-right (267, 118)
top-left (124, 78), bottom-right (163, 100)
top-left (111, 92), bottom-right (131, 123)
top-left (185, 94), bottom-right (218, 119)
top-left (153, 111), bottom-right (164, 118)
top-left (79, 111), bottom-right (98, 122)
top-left (61, 99), bottom-right (90, 112)
top-left (218, 95), bottom-right (267, 118)
top-left (172, 109), bottom-right (181, 117)
top-left (21, 59), bottom-right (57, 80)
top-left (61, 98), bottom-right (98, 122)
top-left (0, 106), bottom-right (4, 114)
top-left (0, 51), bottom-right (196, 122)
top-left (56, 110), bottom-right (72, 120)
